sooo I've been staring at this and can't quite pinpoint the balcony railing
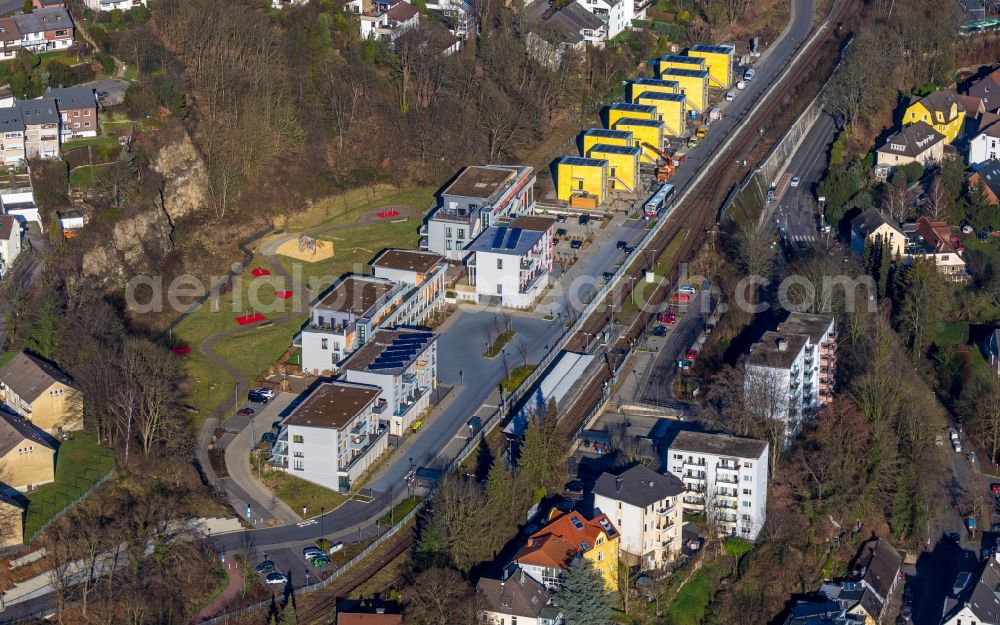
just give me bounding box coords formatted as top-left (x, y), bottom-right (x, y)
top-left (655, 505), bottom-right (674, 517)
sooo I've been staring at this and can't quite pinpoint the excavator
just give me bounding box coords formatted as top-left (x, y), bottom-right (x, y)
top-left (641, 141), bottom-right (676, 182)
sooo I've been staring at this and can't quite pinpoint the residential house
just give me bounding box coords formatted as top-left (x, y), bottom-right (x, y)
top-left (0, 187), bottom-right (41, 230)
top-left (968, 119), bottom-right (1000, 165)
top-left (666, 431), bottom-right (769, 540)
top-left (849, 209), bottom-right (906, 258)
top-left (369, 249), bottom-right (446, 328)
top-left (514, 509), bottom-right (620, 591)
top-left (422, 164), bottom-right (536, 261)
top-left (901, 217), bottom-right (969, 283)
top-left (942, 553), bottom-right (1000, 625)
top-left (687, 43), bottom-right (735, 89)
top-left (902, 91), bottom-right (965, 144)
top-left (0, 407), bottom-right (54, 491)
top-left (84, 0), bottom-right (146, 9)
top-left (12, 8), bottom-right (74, 52)
top-left (573, 0), bottom-right (634, 39)
top-left (0, 490), bottom-right (23, 548)
top-left (0, 106), bottom-right (25, 164)
top-left (0, 18), bottom-right (21, 60)
top-left (298, 275), bottom-right (409, 374)
top-left (360, 0), bottom-right (420, 41)
top-left (818, 538), bottom-right (903, 625)
top-left (744, 312), bottom-right (837, 439)
top-left (0, 351), bottom-right (82, 434)
top-left (555, 155), bottom-right (608, 203)
top-left (334, 599), bottom-right (402, 625)
top-left (0, 214), bottom-right (21, 272)
top-left (967, 158), bottom-right (1000, 204)
top-left (33, 0), bottom-right (66, 8)
top-left (955, 93), bottom-right (986, 124)
top-left (341, 329), bottom-right (437, 436)
top-left (18, 99), bottom-right (59, 160)
top-left (271, 0), bottom-right (309, 7)
top-left (269, 381), bottom-right (388, 492)
top-left (968, 67), bottom-right (1000, 114)
top-left (477, 568), bottom-right (563, 625)
top-left (592, 463), bottom-right (684, 569)
top-left (781, 600), bottom-right (864, 625)
top-left (464, 215), bottom-right (555, 308)
top-left (874, 122), bottom-right (945, 170)
top-left (526, 1), bottom-right (606, 68)
top-left (45, 87), bottom-right (97, 139)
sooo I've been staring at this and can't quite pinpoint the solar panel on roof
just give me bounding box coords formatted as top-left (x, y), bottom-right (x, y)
top-left (491, 227), bottom-right (507, 249)
top-left (561, 156), bottom-right (606, 167)
top-left (505, 228), bottom-right (522, 249)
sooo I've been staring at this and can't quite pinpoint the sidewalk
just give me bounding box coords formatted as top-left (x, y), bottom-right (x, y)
top-left (188, 559), bottom-right (244, 624)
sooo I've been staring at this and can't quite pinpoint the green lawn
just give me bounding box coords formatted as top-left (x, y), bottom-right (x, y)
top-left (24, 431), bottom-right (115, 541)
top-left (62, 135), bottom-right (118, 153)
top-left (937, 321), bottom-right (969, 347)
top-left (283, 185), bottom-right (434, 231)
top-left (501, 365), bottom-right (536, 393)
top-left (484, 330), bottom-right (515, 358)
top-left (68, 163), bottom-right (112, 188)
top-left (663, 564), bottom-right (720, 625)
top-left (212, 314), bottom-right (308, 382)
top-left (260, 469), bottom-right (347, 519)
top-left (377, 495), bottom-right (422, 526)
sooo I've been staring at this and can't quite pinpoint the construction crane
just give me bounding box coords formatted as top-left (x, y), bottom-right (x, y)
top-left (642, 141), bottom-right (676, 182)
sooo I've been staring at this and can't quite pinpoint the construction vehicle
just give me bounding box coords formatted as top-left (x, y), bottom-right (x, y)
top-left (641, 141), bottom-right (677, 182)
top-left (696, 126), bottom-right (708, 139)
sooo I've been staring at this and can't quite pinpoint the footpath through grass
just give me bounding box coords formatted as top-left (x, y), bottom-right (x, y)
top-left (24, 431), bottom-right (115, 541)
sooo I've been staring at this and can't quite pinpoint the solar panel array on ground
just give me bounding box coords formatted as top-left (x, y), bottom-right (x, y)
top-left (367, 332), bottom-right (434, 371)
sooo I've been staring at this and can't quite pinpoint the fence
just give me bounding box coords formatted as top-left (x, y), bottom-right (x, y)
top-left (27, 468), bottom-right (115, 545)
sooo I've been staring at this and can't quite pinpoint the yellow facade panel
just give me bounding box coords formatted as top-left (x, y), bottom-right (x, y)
top-left (556, 158), bottom-right (608, 203)
top-left (687, 48), bottom-right (733, 88)
top-left (612, 118), bottom-right (664, 163)
top-left (589, 145), bottom-right (640, 192)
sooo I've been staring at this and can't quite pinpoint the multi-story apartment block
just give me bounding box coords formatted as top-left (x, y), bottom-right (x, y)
top-left (0, 106), bottom-right (25, 164)
top-left (514, 509), bottom-right (620, 591)
top-left (269, 381), bottom-right (388, 492)
top-left (341, 329), bottom-right (437, 436)
top-left (574, 0), bottom-right (633, 39)
top-left (299, 275), bottom-right (408, 374)
top-left (369, 249), bottom-right (446, 327)
top-left (18, 99), bottom-right (59, 160)
top-left (744, 312), bottom-right (837, 439)
top-left (421, 164), bottom-right (536, 261)
top-left (45, 87), bottom-right (97, 139)
top-left (84, 0), bottom-right (146, 10)
top-left (13, 8), bottom-right (74, 52)
top-left (592, 463), bottom-right (684, 570)
top-left (667, 431), bottom-right (769, 540)
top-left (465, 215), bottom-right (554, 308)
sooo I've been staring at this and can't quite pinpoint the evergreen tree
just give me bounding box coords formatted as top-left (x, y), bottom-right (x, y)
top-left (556, 558), bottom-right (613, 625)
top-left (484, 453), bottom-right (515, 552)
top-left (279, 603), bottom-right (298, 625)
top-left (862, 237), bottom-right (874, 275)
top-left (877, 239), bottom-right (890, 299)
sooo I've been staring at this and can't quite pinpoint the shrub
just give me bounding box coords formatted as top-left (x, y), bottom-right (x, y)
top-left (89, 26), bottom-right (107, 50)
top-left (97, 51), bottom-right (115, 76)
top-left (110, 8), bottom-right (123, 24)
top-left (96, 10), bottom-right (111, 23)
top-left (47, 60), bottom-right (73, 88)
top-left (127, 4), bottom-right (151, 22)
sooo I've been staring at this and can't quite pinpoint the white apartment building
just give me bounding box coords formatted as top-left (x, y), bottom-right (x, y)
top-left (667, 431), bottom-right (769, 540)
top-left (744, 312), bottom-right (837, 440)
top-left (464, 215), bottom-right (554, 309)
top-left (574, 0), bottom-right (634, 40)
top-left (421, 164), bottom-right (536, 261)
top-left (592, 463), bottom-right (684, 570)
top-left (0, 215), bottom-right (21, 274)
top-left (85, 0), bottom-right (147, 10)
top-left (270, 381), bottom-right (388, 492)
top-left (369, 249), bottom-right (446, 327)
top-left (14, 8), bottom-right (74, 52)
top-left (341, 329), bottom-right (437, 436)
top-left (969, 122), bottom-right (1000, 166)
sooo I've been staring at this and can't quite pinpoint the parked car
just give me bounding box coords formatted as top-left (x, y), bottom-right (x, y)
top-left (265, 572), bottom-right (288, 585)
top-left (725, 91), bottom-right (735, 101)
top-left (678, 285), bottom-right (696, 295)
top-left (623, 246), bottom-right (634, 255)
top-left (603, 271), bottom-right (614, 282)
top-left (652, 325), bottom-right (667, 337)
top-left (556, 228), bottom-right (567, 236)
top-left (556, 214), bottom-right (567, 222)
top-left (743, 68), bottom-right (756, 81)
top-left (261, 432), bottom-right (278, 444)
top-left (272, 420), bottom-right (284, 430)
top-left (790, 176), bottom-right (801, 188)
top-left (948, 427), bottom-right (959, 441)
top-left (254, 388), bottom-right (276, 400)
top-left (255, 560), bottom-right (275, 574)
top-left (657, 311), bottom-right (676, 325)
top-left (570, 240), bottom-right (582, 249)
top-left (248, 391), bottom-right (269, 404)
top-left (992, 483), bottom-right (1000, 496)
top-left (303, 547), bottom-right (325, 559)
top-left (578, 214), bottom-right (590, 225)
top-left (329, 541), bottom-right (344, 553)
top-left (411, 419), bottom-right (424, 432)
top-left (311, 555), bottom-right (330, 567)
top-left (686, 349), bottom-right (698, 360)
top-left (703, 323), bottom-right (714, 335)
top-left (237, 407), bottom-right (255, 417)
top-left (616, 240), bottom-right (628, 250)
top-left (677, 359), bottom-right (693, 370)
top-left (564, 480), bottom-right (584, 495)
top-left (969, 452), bottom-right (979, 465)
top-left (671, 293), bottom-right (691, 303)
top-left (953, 438), bottom-right (963, 453)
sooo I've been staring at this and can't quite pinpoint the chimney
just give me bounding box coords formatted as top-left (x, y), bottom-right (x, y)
top-left (519, 568), bottom-right (526, 584)
top-left (776, 337), bottom-right (788, 352)
top-left (615, 476), bottom-right (623, 492)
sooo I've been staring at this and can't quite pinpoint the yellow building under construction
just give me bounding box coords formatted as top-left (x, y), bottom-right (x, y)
top-left (556, 156), bottom-right (608, 203)
top-left (687, 44), bottom-right (735, 89)
top-left (653, 54), bottom-right (706, 77)
top-left (607, 102), bottom-right (658, 127)
top-left (589, 144), bottom-right (641, 192)
top-left (582, 128), bottom-right (633, 156)
top-left (634, 91), bottom-right (686, 137)
top-left (658, 68), bottom-right (709, 112)
top-left (612, 117), bottom-right (665, 163)
top-left (626, 77), bottom-right (678, 103)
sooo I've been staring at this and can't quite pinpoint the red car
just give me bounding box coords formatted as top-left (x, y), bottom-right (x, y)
top-left (657, 312), bottom-right (676, 324)
top-left (686, 349), bottom-right (699, 360)
top-left (671, 293), bottom-right (691, 303)
top-left (238, 407), bottom-right (255, 417)
top-left (992, 483), bottom-right (1000, 496)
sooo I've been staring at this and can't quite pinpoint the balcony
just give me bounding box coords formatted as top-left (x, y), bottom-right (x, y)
top-left (683, 458), bottom-right (707, 468)
top-left (348, 434), bottom-right (370, 450)
top-left (419, 224), bottom-right (428, 235)
top-left (789, 380), bottom-right (800, 390)
top-left (655, 505), bottom-right (674, 517)
top-left (419, 236), bottom-right (428, 250)
top-left (402, 372), bottom-right (417, 384)
top-left (716, 475), bottom-right (739, 485)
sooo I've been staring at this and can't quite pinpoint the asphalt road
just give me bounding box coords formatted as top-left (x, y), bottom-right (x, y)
top-left (773, 111), bottom-right (840, 245)
top-left (637, 288), bottom-right (713, 409)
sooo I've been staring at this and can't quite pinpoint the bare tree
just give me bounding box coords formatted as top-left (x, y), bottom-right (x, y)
top-left (924, 175), bottom-right (950, 221)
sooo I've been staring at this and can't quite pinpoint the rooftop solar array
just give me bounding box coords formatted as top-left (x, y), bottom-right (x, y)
top-left (611, 102), bottom-right (658, 113)
top-left (585, 128), bottom-right (631, 138)
top-left (367, 331), bottom-right (434, 371)
top-left (492, 227), bottom-right (507, 249)
top-left (637, 91), bottom-right (686, 102)
top-left (633, 77), bottom-right (678, 87)
top-left (659, 54), bottom-right (705, 65)
top-left (690, 43), bottom-right (734, 54)
top-left (505, 227), bottom-right (523, 250)
top-left (614, 118), bottom-right (665, 128)
top-left (590, 143), bottom-right (641, 156)
top-left (660, 68), bottom-right (709, 78)
top-left (560, 156), bottom-right (608, 167)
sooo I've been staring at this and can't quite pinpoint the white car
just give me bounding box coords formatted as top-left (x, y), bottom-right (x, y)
top-left (736, 80), bottom-right (747, 90)
top-left (790, 176), bottom-right (801, 188)
top-left (744, 68), bottom-right (756, 81)
top-left (953, 439), bottom-right (963, 453)
top-left (254, 388), bottom-right (277, 400)
top-left (725, 91), bottom-right (735, 101)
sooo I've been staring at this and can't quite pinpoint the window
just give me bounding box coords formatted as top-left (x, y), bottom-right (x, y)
top-left (293, 460), bottom-right (304, 471)
top-left (512, 617), bottom-right (517, 625)
top-left (744, 462), bottom-right (752, 469)
top-left (292, 435), bottom-right (304, 443)
top-left (55, 29), bottom-right (67, 36)
top-left (321, 338), bottom-right (328, 350)
top-left (446, 240), bottom-right (452, 250)
top-left (457, 228), bottom-right (465, 239)
top-left (73, 111), bottom-right (79, 117)
top-left (496, 284), bottom-right (502, 294)
top-left (84, 122), bottom-right (90, 128)
top-left (597, 552), bottom-right (603, 561)
top-left (743, 475), bottom-right (752, 482)
top-left (742, 489), bottom-right (751, 495)
top-left (446, 227), bottom-right (453, 238)
top-left (742, 501), bottom-right (751, 507)
top-left (84, 110), bottom-right (90, 116)
top-left (293, 451), bottom-right (304, 458)
top-left (497, 258), bottom-right (503, 270)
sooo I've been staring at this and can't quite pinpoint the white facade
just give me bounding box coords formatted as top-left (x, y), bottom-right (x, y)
top-left (342, 330), bottom-right (437, 436)
top-left (744, 313), bottom-right (836, 440)
top-left (465, 217), bottom-right (554, 309)
top-left (667, 431), bottom-right (769, 541)
top-left (574, 0), bottom-right (631, 39)
top-left (1, 188), bottom-right (41, 231)
top-left (85, 0), bottom-right (147, 9)
top-left (270, 381), bottom-right (388, 492)
top-left (0, 215), bottom-right (21, 272)
top-left (970, 127), bottom-right (1000, 166)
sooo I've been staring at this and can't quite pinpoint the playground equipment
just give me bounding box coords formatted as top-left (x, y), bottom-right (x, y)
top-left (298, 235), bottom-right (327, 256)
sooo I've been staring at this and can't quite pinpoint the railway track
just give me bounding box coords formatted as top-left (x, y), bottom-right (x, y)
top-left (560, 0), bottom-right (855, 429)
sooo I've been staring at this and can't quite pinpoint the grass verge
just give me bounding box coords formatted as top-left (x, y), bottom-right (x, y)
top-left (484, 330), bottom-right (515, 358)
top-left (24, 431), bottom-right (115, 541)
top-left (377, 495), bottom-right (422, 526)
top-left (501, 364), bottom-right (536, 393)
top-left (664, 564), bottom-right (720, 625)
top-left (259, 469), bottom-right (348, 519)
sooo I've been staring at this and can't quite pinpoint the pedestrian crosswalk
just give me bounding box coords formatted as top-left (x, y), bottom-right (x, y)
top-left (789, 234), bottom-right (817, 242)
